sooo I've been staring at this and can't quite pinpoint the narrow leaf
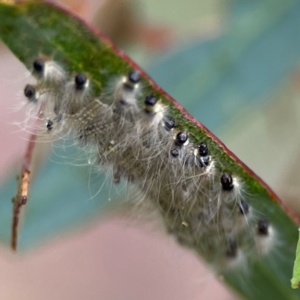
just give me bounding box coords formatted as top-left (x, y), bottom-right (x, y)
top-left (0, 2), bottom-right (299, 299)
top-left (292, 228), bottom-right (300, 289)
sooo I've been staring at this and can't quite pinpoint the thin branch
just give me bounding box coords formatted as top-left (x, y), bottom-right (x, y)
top-left (11, 109), bottom-right (43, 251)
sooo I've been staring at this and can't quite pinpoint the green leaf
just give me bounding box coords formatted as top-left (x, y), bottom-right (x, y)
top-left (0, 1), bottom-right (299, 299)
top-left (291, 228), bottom-right (300, 289)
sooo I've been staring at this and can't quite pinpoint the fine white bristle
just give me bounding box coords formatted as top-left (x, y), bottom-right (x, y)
top-left (17, 58), bottom-right (276, 273)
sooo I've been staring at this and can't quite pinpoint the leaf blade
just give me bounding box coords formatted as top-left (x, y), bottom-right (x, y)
top-left (0, 2), bottom-right (299, 299)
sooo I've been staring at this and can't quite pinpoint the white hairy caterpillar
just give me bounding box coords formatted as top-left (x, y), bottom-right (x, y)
top-left (20, 56), bottom-right (274, 274)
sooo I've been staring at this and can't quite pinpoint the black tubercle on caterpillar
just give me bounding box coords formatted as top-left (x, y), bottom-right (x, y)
top-left (199, 142), bottom-right (208, 156)
top-left (175, 131), bottom-right (188, 145)
top-left (163, 117), bottom-right (175, 131)
top-left (33, 58), bottom-right (44, 74)
top-left (46, 119), bottom-right (53, 131)
top-left (144, 94), bottom-right (157, 113)
top-left (170, 148), bottom-right (179, 158)
top-left (75, 73), bottom-right (87, 90)
top-left (221, 173), bottom-right (234, 191)
top-left (128, 70), bottom-right (140, 84)
top-left (123, 70), bottom-right (140, 90)
top-left (257, 219), bottom-right (269, 235)
top-left (24, 84), bottom-right (37, 102)
top-left (144, 94), bottom-right (157, 106)
top-left (20, 59), bottom-right (275, 272)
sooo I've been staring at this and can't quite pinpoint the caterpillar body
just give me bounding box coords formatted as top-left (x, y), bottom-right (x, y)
top-left (18, 56), bottom-right (276, 275)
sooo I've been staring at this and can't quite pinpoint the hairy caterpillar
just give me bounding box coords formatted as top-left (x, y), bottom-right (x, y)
top-left (2, 2), bottom-right (300, 299)
top-left (16, 56), bottom-right (275, 275)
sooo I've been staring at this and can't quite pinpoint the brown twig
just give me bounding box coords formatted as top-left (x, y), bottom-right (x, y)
top-left (11, 110), bottom-right (42, 251)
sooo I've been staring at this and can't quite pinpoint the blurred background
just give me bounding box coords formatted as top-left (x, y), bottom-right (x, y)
top-left (1, 0), bottom-right (300, 299)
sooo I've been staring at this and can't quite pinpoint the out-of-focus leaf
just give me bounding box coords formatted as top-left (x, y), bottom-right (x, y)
top-left (148, 0), bottom-right (300, 131)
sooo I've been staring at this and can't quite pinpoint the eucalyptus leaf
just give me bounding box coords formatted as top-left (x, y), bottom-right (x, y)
top-left (0, 2), bottom-right (299, 299)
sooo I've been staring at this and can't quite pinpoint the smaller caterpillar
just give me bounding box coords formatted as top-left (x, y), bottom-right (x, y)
top-left (19, 57), bottom-right (275, 273)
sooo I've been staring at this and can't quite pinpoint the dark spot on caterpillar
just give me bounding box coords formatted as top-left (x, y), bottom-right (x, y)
top-left (199, 142), bottom-right (208, 156)
top-left (175, 131), bottom-right (188, 145)
top-left (257, 219), bottom-right (269, 235)
top-left (145, 94), bottom-right (157, 107)
top-left (128, 70), bottom-right (140, 84)
top-left (123, 70), bottom-right (140, 90)
top-left (75, 72), bottom-right (87, 89)
top-left (164, 117), bottom-right (175, 131)
top-left (171, 149), bottom-right (179, 157)
top-left (144, 94), bottom-right (157, 113)
top-left (33, 59), bottom-right (44, 73)
top-left (46, 120), bottom-right (53, 131)
top-left (200, 155), bottom-right (210, 167)
top-left (226, 239), bottom-right (238, 258)
top-left (221, 173), bottom-right (234, 191)
top-left (239, 200), bottom-right (249, 215)
top-left (24, 84), bottom-right (36, 100)
top-left (182, 151), bottom-right (209, 168)
top-left (119, 99), bottom-right (128, 105)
